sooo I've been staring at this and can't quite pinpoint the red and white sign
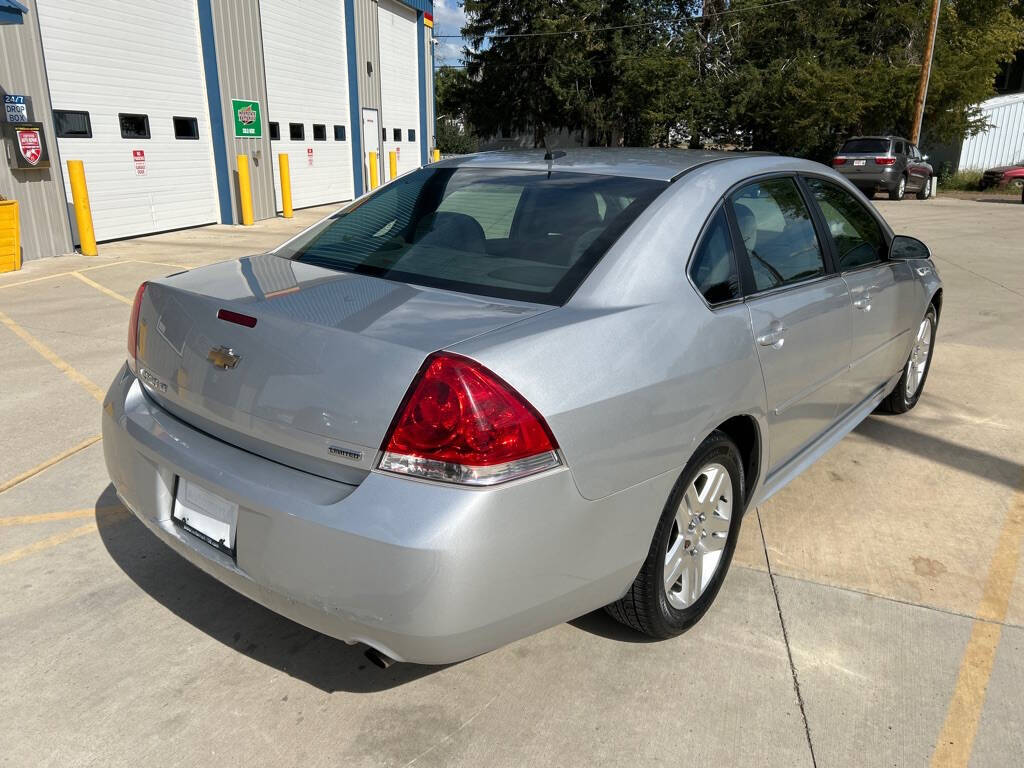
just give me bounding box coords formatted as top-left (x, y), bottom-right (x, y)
top-left (17, 129), bottom-right (42, 166)
top-left (307, 147), bottom-right (313, 167)
top-left (133, 149), bottom-right (146, 176)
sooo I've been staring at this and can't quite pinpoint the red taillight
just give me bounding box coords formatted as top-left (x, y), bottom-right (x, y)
top-left (832, 156), bottom-right (847, 166)
top-left (127, 282), bottom-right (147, 368)
top-left (875, 157), bottom-right (896, 165)
top-left (379, 352), bottom-right (561, 485)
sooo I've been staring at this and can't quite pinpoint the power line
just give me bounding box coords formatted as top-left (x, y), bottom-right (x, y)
top-left (432, 0), bottom-right (811, 40)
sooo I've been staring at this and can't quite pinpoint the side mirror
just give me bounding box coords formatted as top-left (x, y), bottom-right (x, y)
top-left (890, 234), bottom-right (931, 261)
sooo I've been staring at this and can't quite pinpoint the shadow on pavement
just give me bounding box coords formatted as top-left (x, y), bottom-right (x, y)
top-left (94, 485), bottom-right (445, 693)
top-left (855, 416), bottom-right (1023, 489)
top-left (568, 609), bottom-right (658, 643)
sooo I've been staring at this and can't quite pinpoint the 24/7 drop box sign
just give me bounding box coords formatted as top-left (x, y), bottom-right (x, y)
top-left (231, 99), bottom-right (262, 139)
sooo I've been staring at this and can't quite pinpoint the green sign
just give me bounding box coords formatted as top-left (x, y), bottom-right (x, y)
top-left (231, 99), bottom-right (262, 139)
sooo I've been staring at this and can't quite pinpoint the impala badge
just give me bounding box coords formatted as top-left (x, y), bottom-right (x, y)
top-left (207, 346), bottom-right (241, 370)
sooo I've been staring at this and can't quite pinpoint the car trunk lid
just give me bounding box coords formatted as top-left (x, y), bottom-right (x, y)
top-left (135, 254), bottom-right (551, 484)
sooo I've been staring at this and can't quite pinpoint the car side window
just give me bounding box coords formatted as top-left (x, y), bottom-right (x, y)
top-left (689, 208), bottom-right (741, 305)
top-left (730, 178), bottom-right (826, 292)
top-left (804, 178), bottom-right (886, 271)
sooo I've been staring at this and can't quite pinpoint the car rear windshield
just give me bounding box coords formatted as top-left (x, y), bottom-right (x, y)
top-left (840, 139), bottom-right (891, 154)
top-left (275, 167), bottom-right (668, 305)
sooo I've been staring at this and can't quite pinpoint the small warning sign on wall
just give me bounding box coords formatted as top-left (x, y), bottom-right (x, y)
top-left (307, 147), bottom-right (313, 167)
top-left (133, 149), bottom-right (146, 176)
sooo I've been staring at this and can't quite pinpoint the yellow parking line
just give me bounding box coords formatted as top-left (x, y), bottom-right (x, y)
top-left (0, 506), bottom-right (121, 526)
top-left (71, 270), bottom-right (132, 305)
top-left (0, 507), bottom-right (128, 566)
top-left (930, 479), bottom-right (1024, 767)
top-left (0, 309), bottom-right (105, 403)
top-left (0, 270), bottom-right (75, 290)
top-left (0, 436), bottom-right (101, 495)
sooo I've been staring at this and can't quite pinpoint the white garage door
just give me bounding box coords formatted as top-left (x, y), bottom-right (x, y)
top-left (36, 0), bottom-right (219, 242)
top-left (378, 0), bottom-right (421, 180)
top-left (261, 0), bottom-right (354, 210)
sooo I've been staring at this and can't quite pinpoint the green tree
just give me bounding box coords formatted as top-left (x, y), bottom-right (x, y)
top-left (725, 0), bottom-right (1024, 158)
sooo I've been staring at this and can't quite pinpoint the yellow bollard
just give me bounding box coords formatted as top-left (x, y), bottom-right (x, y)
top-left (432, 148), bottom-right (441, 163)
top-left (66, 160), bottom-right (97, 256)
top-left (0, 199), bottom-right (21, 273)
top-left (278, 153), bottom-right (293, 219)
top-left (388, 151), bottom-right (398, 181)
top-left (237, 154), bottom-right (254, 226)
top-left (368, 151), bottom-right (379, 190)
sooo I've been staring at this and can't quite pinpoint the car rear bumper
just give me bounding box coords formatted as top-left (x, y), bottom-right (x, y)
top-left (834, 164), bottom-right (898, 189)
top-left (102, 365), bottom-right (664, 664)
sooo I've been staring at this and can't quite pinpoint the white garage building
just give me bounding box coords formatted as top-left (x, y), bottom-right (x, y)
top-left (0, 0), bottom-right (436, 260)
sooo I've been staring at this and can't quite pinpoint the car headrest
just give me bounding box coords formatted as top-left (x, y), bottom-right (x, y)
top-left (414, 212), bottom-right (487, 253)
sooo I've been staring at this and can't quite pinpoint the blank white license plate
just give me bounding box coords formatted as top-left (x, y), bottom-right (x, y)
top-left (853, 159), bottom-right (867, 166)
top-left (172, 478), bottom-right (238, 554)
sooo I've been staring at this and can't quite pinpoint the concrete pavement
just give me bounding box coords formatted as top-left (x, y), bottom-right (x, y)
top-left (0, 197), bottom-right (1021, 767)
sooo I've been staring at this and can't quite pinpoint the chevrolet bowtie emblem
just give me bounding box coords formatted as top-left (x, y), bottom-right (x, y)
top-left (207, 346), bottom-right (241, 370)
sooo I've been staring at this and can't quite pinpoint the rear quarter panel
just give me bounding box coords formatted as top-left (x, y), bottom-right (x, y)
top-left (453, 158), bottom-right (809, 502)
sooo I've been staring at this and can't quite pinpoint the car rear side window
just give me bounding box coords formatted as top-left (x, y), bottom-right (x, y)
top-left (805, 178), bottom-right (886, 271)
top-left (689, 208), bottom-right (740, 305)
top-left (730, 178), bottom-right (825, 292)
top-left (275, 167), bottom-right (667, 305)
top-left (841, 139), bottom-right (891, 154)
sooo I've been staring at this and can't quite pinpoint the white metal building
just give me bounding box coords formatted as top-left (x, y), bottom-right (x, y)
top-left (0, 0), bottom-right (436, 261)
top-left (35, 0), bottom-right (220, 241)
top-left (958, 93), bottom-right (1024, 171)
top-left (378, 0), bottom-right (421, 180)
top-left (262, 0), bottom-right (355, 210)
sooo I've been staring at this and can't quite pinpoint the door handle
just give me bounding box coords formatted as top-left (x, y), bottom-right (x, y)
top-left (756, 323), bottom-right (786, 349)
top-left (853, 295), bottom-right (872, 312)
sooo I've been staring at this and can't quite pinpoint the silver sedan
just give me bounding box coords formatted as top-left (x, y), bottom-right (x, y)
top-left (102, 149), bottom-right (942, 665)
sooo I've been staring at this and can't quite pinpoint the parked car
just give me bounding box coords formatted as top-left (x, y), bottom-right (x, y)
top-left (102, 149), bottom-right (943, 666)
top-left (980, 161), bottom-right (1024, 190)
top-left (831, 136), bottom-right (934, 200)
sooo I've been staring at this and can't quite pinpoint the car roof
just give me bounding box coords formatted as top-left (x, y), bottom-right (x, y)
top-left (433, 148), bottom-right (771, 182)
top-left (843, 136), bottom-right (904, 142)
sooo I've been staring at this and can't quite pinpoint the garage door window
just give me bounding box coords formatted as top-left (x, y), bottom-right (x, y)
top-left (313, 124), bottom-right (327, 141)
top-left (53, 110), bottom-right (92, 138)
top-left (173, 117), bottom-right (199, 140)
top-left (289, 123), bottom-right (304, 141)
top-left (269, 122), bottom-right (280, 141)
top-left (408, 129), bottom-right (416, 142)
top-left (334, 125), bottom-right (346, 141)
top-left (393, 128), bottom-right (401, 142)
top-left (119, 113), bottom-right (150, 139)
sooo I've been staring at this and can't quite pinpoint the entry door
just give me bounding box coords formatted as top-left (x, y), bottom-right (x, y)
top-left (361, 108), bottom-right (382, 189)
top-left (730, 177), bottom-right (853, 473)
top-left (802, 177), bottom-right (915, 412)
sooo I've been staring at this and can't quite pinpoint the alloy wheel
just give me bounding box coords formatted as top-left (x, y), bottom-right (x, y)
top-left (664, 462), bottom-right (733, 609)
top-left (905, 317), bottom-right (933, 399)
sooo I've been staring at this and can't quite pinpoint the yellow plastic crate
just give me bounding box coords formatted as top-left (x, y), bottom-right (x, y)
top-left (0, 199), bottom-right (20, 274)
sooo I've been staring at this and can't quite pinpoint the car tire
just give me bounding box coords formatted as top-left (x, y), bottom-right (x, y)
top-left (605, 431), bottom-right (744, 638)
top-left (879, 304), bottom-right (937, 414)
top-left (916, 176), bottom-right (933, 200)
top-left (1011, 179), bottom-right (1024, 190)
top-left (889, 175), bottom-right (907, 201)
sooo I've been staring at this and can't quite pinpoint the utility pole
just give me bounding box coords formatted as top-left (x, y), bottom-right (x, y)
top-left (910, 0), bottom-right (941, 146)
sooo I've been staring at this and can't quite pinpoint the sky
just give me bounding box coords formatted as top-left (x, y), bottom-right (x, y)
top-left (432, 0), bottom-right (469, 66)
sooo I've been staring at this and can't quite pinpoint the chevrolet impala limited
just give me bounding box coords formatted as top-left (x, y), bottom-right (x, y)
top-left (102, 149), bottom-right (942, 665)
